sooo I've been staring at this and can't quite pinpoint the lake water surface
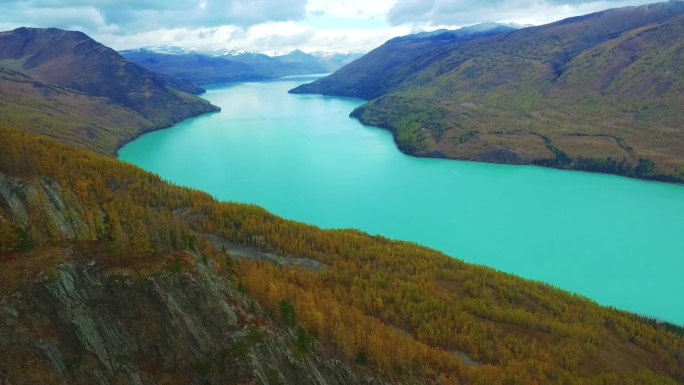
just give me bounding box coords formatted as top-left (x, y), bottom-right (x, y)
top-left (120, 76), bottom-right (684, 325)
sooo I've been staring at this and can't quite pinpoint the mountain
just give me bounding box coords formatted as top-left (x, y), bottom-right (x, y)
top-left (0, 28), bottom-right (219, 154)
top-left (290, 22), bottom-right (518, 100)
top-left (120, 48), bottom-right (357, 85)
top-left (228, 49), bottom-right (329, 76)
top-left (313, 51), bottom-right (364, 70)
top-left (272, 49), bottom-right (329, 73)
top-left (119, 50), bottom-right (262, 84)
top-left (292, 2), bottom-right (684, 183)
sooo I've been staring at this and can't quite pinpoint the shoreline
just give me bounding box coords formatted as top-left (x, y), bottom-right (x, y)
top-left (356, 118), bottom-right (684, 186)
top-left (117, 81), bottom-right (684, 188)
top-left (342, 103), bottom-right (684, 186)
top-left (116, 80), bottom-right (684, 326)
top-left (290, 82), bottom-right (684, 186)
top-left (113, 105), bottom-right (221, 157)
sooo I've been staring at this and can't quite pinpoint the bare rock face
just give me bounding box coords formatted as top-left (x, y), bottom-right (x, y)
top-left (0, 173), bottom-right (92, 246)
top-left (0, 257), bottom-right (378, 385)
top-left (0, 172), bottom-right (377, 384)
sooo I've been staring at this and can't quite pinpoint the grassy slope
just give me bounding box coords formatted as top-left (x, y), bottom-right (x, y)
top-left (300, 2), bottom-right (684, 182)
top-left (290, 25), bottom-right (517, 100)
top-left (0, 127), bottom-right (683, 384)
top-left (0, 67), bottom-right (155, 153)
top-left (0, 28), bottom-right (219, 155)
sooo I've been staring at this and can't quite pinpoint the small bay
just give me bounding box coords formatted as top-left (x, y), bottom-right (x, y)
top-left (119, 76), bottom-right (684, 325)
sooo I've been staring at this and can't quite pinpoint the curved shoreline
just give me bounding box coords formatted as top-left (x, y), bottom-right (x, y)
top-left (339, 99), bottom-right (684, 186)
top-left (113, 106), bottom-right (221, 157)
top-left (120, 79), bottom-right (684, 325)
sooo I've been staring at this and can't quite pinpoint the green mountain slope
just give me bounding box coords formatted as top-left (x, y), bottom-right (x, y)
top-left (295, 2), bottom-right (684, 182)
top-left (0, 28), bottom-right (219, 154)
top-left (0, 67), bottom-right (155, 154)
top-left (290, 23), bottom-right (517, 100)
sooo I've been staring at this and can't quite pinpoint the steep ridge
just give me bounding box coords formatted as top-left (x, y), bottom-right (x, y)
top-left (293, 2), bottom-right (684, 182)
top-left (290, 23), bottom-right (517, 100)
top-left (0, 67), bottom-right (153, 154)
top-left (0, 127), bottom-right (682, 384)
top-left (0, 28), bottom-right (219, 154)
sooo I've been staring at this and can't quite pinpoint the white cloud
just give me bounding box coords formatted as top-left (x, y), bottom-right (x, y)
top-left (0, 0), bottom-right (665, 54)
top-left (98, 22), bottom-right (410, 55)
top-left (0, 0), bottom-right (308, 31)
top-left (387, 0), bottom-right (658, 26)
top-left (0, 5), bottom-right (110, 32)
top-left (306, 0), bottom-right (396, 19)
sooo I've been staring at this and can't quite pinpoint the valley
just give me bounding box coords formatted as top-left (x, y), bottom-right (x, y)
top-left (121, 48), bottom-right (361, 86)
top-left (119, 76), bottom-right (684, 326)
top-left (1, 2), bottom-right (684, 384)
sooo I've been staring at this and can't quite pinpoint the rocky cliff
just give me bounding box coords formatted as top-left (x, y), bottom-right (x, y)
top-left (0, 254), bottom-right (379, 385)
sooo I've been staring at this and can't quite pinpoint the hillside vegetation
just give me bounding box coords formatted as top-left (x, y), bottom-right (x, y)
top-left (1, 127), bottom-right (683, 384)
top-left (290, 23), bottom-right (517, 100)
top-left (0, 28), bottom-right (219, 154)
top-left (293, 2), bottom-right (684, 182)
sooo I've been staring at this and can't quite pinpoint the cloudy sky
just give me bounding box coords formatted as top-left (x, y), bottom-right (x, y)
top-left (0, 0), bottom-right (659, 54)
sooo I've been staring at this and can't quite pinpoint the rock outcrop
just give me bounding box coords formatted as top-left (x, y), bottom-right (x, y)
top-left (0, 259), bottom-right (378, 385)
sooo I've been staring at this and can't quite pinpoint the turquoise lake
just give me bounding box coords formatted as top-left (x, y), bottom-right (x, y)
top-left (119, 75), bottom-right (684, 325)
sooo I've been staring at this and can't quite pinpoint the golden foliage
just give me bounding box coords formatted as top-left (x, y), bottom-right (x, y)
top-left (0, 127), bottom-right (682, 384)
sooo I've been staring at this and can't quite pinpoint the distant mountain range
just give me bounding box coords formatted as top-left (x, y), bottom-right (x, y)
top-left (292, 3), bottom-right (684, 183)
top-left (0, 27), bottom-right (219, 154)
top-left (120, 47), bottom-right (362, 86)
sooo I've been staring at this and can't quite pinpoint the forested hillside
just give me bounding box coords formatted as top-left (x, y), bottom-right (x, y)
top-left (293, 1), bottom-right (684, 182)
top-left (1, 127), bottom-right (682, 384)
